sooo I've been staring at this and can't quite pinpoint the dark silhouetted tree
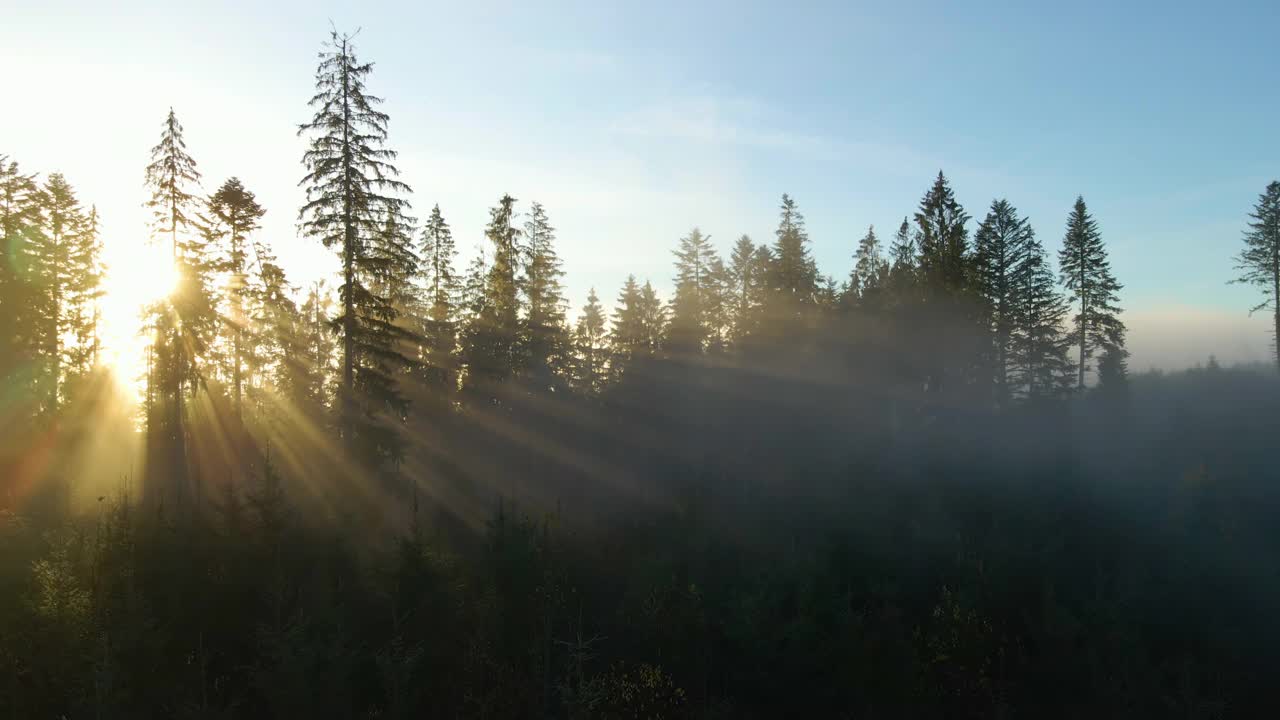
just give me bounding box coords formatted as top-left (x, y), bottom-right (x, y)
top-left (1230, 180), bottom-right (1280, 371)
top-left (1009, 228), bottom-right (1074, 401)
top-left (572, 288), bottom-right (607, 395)
top-left (418, 204), bottom-right (459, 398)
top-left (973, 200), bottom-right (1031, 406)
top-left (521, 201), bottom-right (569, 387)
top-left (667, 227), bottom-right (720, 355)
top-left (848, 224), bottom-right (889, 307)
top-left (298, 29), bottom-right (415, 464)
top-left (1059, 196), bottom-right (1124, 390)
top-left (29, 173), bottom-right (101, 413)
top-left (206, 177), bottom-right (266, 420)
top-left (143, 108), bottom-right (207, 504)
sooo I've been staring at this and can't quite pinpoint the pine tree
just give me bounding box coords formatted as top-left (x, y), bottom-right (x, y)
top-left (293, 280), bottom-right (336, 415)
top-left (572, 288), bottom-right (607, 395)
top-left (521, 201), bottom-right (569, 386)
top-left (705, 255), bottom-right (732, 353)
top-left (913, 172), bottom-right (984, 400)
top-left (1059, 196), bottom-right (1125, 390)
top-left (143, 108), bottom-right (206, 502)
top-left (973, 200), bottom-right (1031, 405)
top-left (1094, 343), bottom-right (1129, 407)
top-left (725, 235), bottom-right (762, 346)
top-left (916, 172), bottom-right (971, 294)
top-left (667, 227), bottom-right (721, 355)
top-left (418, 204), bottom-right (459, 396)
top-left (206, 177), bottom-right (266, 420)
top-left (298, 29), bottom-right (415, 463)
top-left (463, 195), bottom-right (523, 400)
top-left (767, 194), bottom-right (818, 306)
top-left (638, 281), bottom-right (666, 355)
top-left (609, 275), bottom-right (646, 380)
top-left (77, 206), bottom-right (105, 373)
top-left (244, 239), bottom-right (298, 416)
top-left (848, 224), bottom-right (889, 306)
top-left (1, 155), bottom-right (43, 387)
top-left (1009, 231), bottom-right (1074, 401)
top-left (1230, 181), bottom-right (1280, 371)
top-left (29, 173), bottom-right (99, 413)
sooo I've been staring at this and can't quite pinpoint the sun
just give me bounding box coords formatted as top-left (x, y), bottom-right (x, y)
top-left (97, 237), bottom-right (178, 398)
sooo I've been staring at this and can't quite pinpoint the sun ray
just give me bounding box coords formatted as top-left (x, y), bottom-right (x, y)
top-left (96, 235), bottom-right (177, 400)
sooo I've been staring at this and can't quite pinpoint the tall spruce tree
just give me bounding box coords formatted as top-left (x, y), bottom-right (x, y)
top-left (143, 108), bottom-right (206, 502)
top-left (30, 173), bottom-right (100, 413)
top-left (768, 194), bottom-right (818, 306)
top-left (610, 275), bottom-right (646, 379)
top-left (0, 155), bottom-right (42, 387)
top-left (913, 172), bottom-right (984, 400)
top-left (78, 206), bottom-right (105, 373)
top-left (1230, 181), bottom-right (1280, 371)
top-left (916, 172), bottom-right (971, 294)
top-left (298, 29), bottom-right (416, 463)
top-left (848, 224), bottom-right (889, 306)
top-left (725, 235), bottom-right (763, 346)
top-left (462, 196), bottom-right (522, 400)
top-left (667, 227), bottom-right (720, 355)
top-left (1059, 196), bottom-right (1124, 390)
top-left (572, 288), bottom-right (607, 395)
top-left (973, 199), bottom-right (1032, 405)
top-left (418, 204), bottom-right (459, 396)
top-left (206, 177), bottom-right (266, 420)
top-left (1009, 230), bottom-right (1074, 401)
top-left (521, 201), bottom-right (569, 385)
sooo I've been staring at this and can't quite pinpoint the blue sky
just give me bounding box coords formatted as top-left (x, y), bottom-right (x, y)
top-left (5, 0), bottom-right (1278, 369)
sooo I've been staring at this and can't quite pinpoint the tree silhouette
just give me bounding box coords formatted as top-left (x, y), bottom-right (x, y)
top-left (1231, 180), bottom-right (1280, 371)
top-left (298, 29), bottom-right (415, 464)
top-left (1059, 196), bottom-right (1124, 390)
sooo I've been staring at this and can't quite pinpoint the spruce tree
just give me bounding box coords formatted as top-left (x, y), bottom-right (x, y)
top-left (973, 199), bottom-right (1031, 405)
top-left (1009, 230), bottom-right (1074, 401)
top-left (29, 172), bottom-right (98, 413)
top-left (667, 227), bottom-right (720, 355)
top-left (143, 108), bottom-right (206, 502)
top-left (572, 288), bottom-right (607, 395)
top-left (767, 193), bottom-right (818, 306)
top-left (848, 224), bottom-right (889, 306)
top-left (206, 177), bottom-right (266, 420)
top-left (913, 172), bottom-right (984, 400)
top-left (609, 275), bottom-right (646, 380)
top-left (889, 217), bottom-right (916, 272)
top-left (1059, 196), bottom-right (1124, 390)
top-left (725, 235), bottom-right (762, 346)
top-left (1230, 181), bottom-right (1280, 371)
top-left (0, 155), bottom-right (42, 386)
top-left (638, 281), bottom-right (666, 355)
top-left (298, 29), bottom-right (415, 462)
top-left (244, 239), bottom-right (298, 414)
top-left (463, 195), bottom-right (523, 399)
top-left (77, 206), bottom-right (105, 373)
top-left (521, 201), bottom-right (569, 385)
top-left (916, 172), bottom-right (971, 294)
top-left (294, 280), bottom-right (336, 415)
top-left (418, 204), bottom-right (459, 395)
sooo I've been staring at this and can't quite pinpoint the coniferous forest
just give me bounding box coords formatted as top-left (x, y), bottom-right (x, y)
top-left (4, 29), bottom-right (1280, 719)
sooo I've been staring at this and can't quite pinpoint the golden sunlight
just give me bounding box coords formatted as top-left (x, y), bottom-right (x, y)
top-left (97, 237), bottom-right (177, 397)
